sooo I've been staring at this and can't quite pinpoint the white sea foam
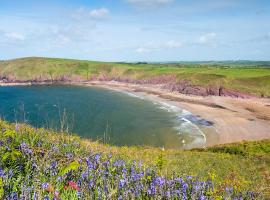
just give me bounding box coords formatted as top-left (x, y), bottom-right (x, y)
top-left (118, 89), bottom-right (206, 149)
top-left (156, 101), bottom-right (206, 149)
top-left (125, 92), bottom-right (145, 99)
top-left (115, 90), bottom-right (145, 100)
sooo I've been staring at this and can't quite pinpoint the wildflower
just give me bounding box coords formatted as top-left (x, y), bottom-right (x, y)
top-left (67, 181), bottom-right (80, 191)
top-left (113, 160), bottom-right (125, 167)
top-left (50, 161), bottom-right (57, 169)
top-left (26, 148), bottom-right (33, 155)
top-left (54, 191), bottom-right (60, 200)
top-left (15, 123), bottom-right (20, 132)
top-left (9, 192), bottom-right (18, 200)
top-left (32, 162), bottom-right (38, 169)
top-left (88, 181), bottom-right (93, 188)
top-left (76, 191), bottom-right (81, 198)
top-left (57, 176), bottom-right (62, 182)
top-left (52, 145), bottom-right (59, 153)
top-left (81, 171), bottom-right (88, 179)
top-left (0, 168), bottom-right (5, 177)
top-left (154, 176), bottom-right (165, 186)
top-left (166, 191), bottom-right (171, 198)
top-left (43, 195), bottom-right (50, 200)
top-left (119, 179), bottom-right (126, 188)
top-left (94, 154), bottom-right (101, 161)
top-left (118, 195), bottom-right (123, 200)
top-left (20, 142), bottom-right (28, 149)
top-left (147, 189), bottom-right (152, 195)
top-left (199, 195), bottom-right (206, 200)
top-left (33, 192), bottom-right (38, 200)
top-left (65, 152), bottom-right (73, 159)
top-left (42, 182), bottom-right (49, 190)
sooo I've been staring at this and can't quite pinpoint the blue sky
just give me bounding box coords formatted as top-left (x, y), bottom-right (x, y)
top-left (0, 0), bottom-right (269, 61)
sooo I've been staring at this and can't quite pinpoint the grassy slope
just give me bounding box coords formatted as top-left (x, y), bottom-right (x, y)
top-left (1, 57), bottom-right (270, 96)
top-left (0, 120), bottom-right (269, 198)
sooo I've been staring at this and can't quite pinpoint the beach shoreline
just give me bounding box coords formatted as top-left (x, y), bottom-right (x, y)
top-left (1, 80), bottom-right (270, 147)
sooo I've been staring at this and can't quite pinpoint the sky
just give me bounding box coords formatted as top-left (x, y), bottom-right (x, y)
top-left (0, 0), bottom-right (269, 61)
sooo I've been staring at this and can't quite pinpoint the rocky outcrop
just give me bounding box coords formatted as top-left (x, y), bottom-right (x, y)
top-left (162, 81), bottom-right (257, 98)
top-left (0, 74), bottom-right (258, 98)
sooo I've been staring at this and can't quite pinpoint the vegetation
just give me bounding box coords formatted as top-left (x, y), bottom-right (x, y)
top-left (0, 57), bottom-right (270, 97)
top-left (0, 120), bottom-right (269, 199)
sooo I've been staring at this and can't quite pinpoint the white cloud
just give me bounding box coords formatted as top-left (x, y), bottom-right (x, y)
top-left (198, 32), bottom-right (216, 44)
top-left (89, 8), bottom-right (109, 20)
top-left (71, 7), bottom-right (109, 20)
top-left (126, 0), bottom-right (174, 9)
top-left (4, 32), bottom-right (25, 41)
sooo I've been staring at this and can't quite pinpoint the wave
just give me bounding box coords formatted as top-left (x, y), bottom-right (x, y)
top-left (117, 90), bottom-right (208, 149)
top-left (112, 89), bottom-right (145, 100)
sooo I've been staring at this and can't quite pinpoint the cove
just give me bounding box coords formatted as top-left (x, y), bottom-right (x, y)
top-left (0, 85), bottom-right (206, 149)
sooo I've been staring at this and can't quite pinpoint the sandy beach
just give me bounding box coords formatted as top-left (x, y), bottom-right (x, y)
top-left (1, 80), bottom-right (270, 147)
top-left (84, 81), bottom-right (270, 146)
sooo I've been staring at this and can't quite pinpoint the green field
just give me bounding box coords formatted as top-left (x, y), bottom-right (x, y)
top-left (1, 57), bottom-right (270, 97)
top-left (0, 120), bottom-right (269, 199)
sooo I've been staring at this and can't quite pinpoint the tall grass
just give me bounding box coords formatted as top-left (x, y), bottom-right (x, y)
top-left (0, 120), bottom-right (269, 199)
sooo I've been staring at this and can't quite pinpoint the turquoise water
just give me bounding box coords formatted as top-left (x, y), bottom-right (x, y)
top-left (0, 85), bottom-right (206, 149)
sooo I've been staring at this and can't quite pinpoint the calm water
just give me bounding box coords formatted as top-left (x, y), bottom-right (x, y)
top-left (0, 85), bottom-right (206, 149)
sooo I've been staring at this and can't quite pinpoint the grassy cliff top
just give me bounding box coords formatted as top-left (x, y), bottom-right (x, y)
top-left (1, 57), bottom-right (270, 96)
top-left (0, 120), bottom-right (269, 199)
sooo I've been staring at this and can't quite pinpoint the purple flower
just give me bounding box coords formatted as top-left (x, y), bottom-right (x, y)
top-left (42, 182), bottom-right (49, 189)
top-left (50, 161), bottom-right (57, 169)
top-left (0, 168), bottom-right (4, 177)
top-left (81, 171), bottom-right (88, 179)
top-left (33, 192), bottom-right (38, 200)
top-left (57, 176), bottom-right (62, 182)
top-left (118, 195), bottom-right (123, 200)
top-left (88, 180), bottom-right (94, 188)
top-left (119, 179), bottom-right (126, 188)
top-left (52, 145), bottom-right (59, 153)
top-left (154, 176), bottom-right (165, 186)
top-left (43, 196), bottom-right (50, 200)
top-left (199, 195), bottom-right (206, 200)
top-left (20, 142), bottom-right (28, 149)
top-left (113, 160), bottom-right (125, 167)
top-left (166, 191), bottom-right (171, 198)
top-left (9, 192), bottom-right (18, 200)
top-left (65, 152), bottom-right (73, 159)
top-left (182, 182), bottom-right (188, 191)
top-left (94, 154), bottom-right (101, 162)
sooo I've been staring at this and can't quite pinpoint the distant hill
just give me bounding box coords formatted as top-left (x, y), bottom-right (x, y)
top-left (0, 57), bottom-right (270, 97)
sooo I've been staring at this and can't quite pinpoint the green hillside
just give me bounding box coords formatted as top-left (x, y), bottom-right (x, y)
top-left (1, 57), bottom-right (270, 97)
top-left (0, 120), bottom-right (269, 199)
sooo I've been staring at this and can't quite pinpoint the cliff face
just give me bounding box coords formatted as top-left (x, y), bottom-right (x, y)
top-left (162, 81), bottom-right (257, 98)
top-left (0, 74), bottom-right (258, 98)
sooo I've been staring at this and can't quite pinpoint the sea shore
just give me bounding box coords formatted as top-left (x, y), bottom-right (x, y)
top-left (1, 80), bottom-right (270, 147)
